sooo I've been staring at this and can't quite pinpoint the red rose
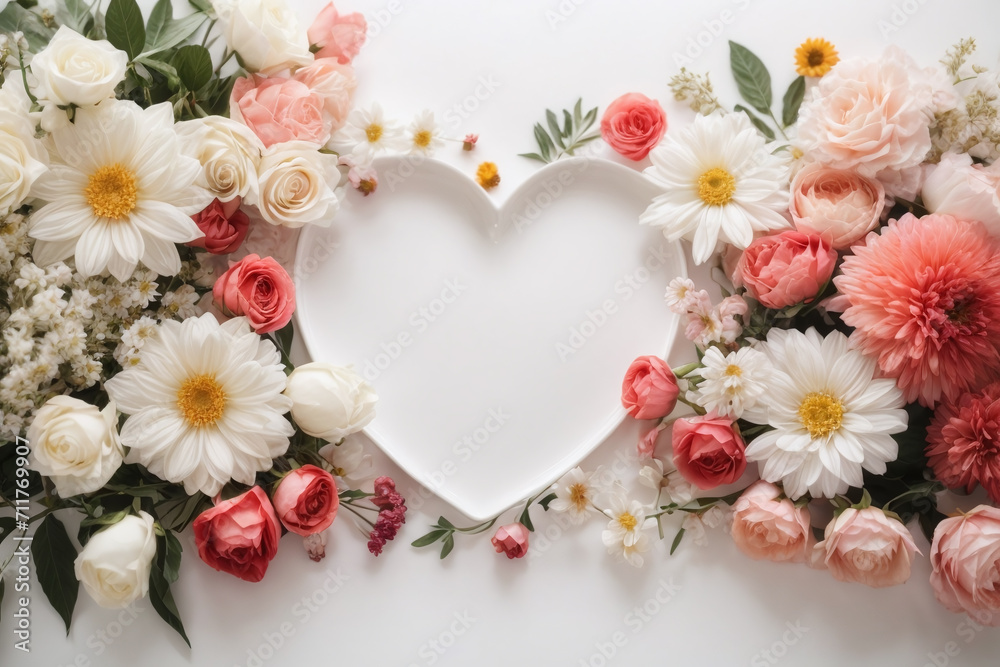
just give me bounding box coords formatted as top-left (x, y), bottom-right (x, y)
top-left (671, 415), bottom-right (746, 490)
top-left (187, 197), bottom-right (250, 255)
top-left (621, 356), bottom-right (679, 420)
top-left (600, 93), bottom-right (667, 161)
top-left (193, 487), bottom-right (280, 583)
top-left (491, 523), bottom-right (529, 559)
top-left (271, 465), bottom-right (340, 536)
top-left (213, 253), bottom-right (296, 334)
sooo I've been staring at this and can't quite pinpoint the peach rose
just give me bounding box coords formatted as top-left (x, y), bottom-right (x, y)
top-left (815, 507), bottom-right (919, 588)
top-left (292, 58), bottom-right (356, 133)
top-left (213, 253), bottom-right (296, 334)
top-left (193, 486), bottom-right (280, 582)
top-left (671, 415), bottom-right (746, 490)
top-left (922, 151), bottom-right (1000, 237)
top-left (731, 481), bottom-right (814, 564)
top-left (790, 163), bottom-right (885, 249)
top-left (187, 197), bottom-right (250, 255)
top-left (621, 356), bottom-right (679, 420)
top-left (492, 523), bottom-right (529, 559)
top-left (230, 74), bottom-right (327, 149)
top-left (738, 231), bottom-right (837, 309)
top-left (600, 93), bottom-right (667, 161)
top-left (930, 505), bottom-right (1000, 626)
top-left (797, 46), bottom-right (933, 177)
top-left (271, 464), bottom-right (339, 537)
top-left (308, 2), bottom-right (367, 64)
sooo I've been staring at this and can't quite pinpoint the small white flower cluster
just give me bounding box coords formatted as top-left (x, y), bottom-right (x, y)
top-left (931, 38), bottom-right (1000, 162)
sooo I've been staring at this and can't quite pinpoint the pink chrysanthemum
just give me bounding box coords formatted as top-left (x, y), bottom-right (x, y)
top-left (927, 383), bottom-right (1000, 503)
top-left (835, 213), bottom-right (1000, 407)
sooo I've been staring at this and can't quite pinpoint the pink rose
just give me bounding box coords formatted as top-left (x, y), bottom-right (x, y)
top-left (790, 163), bottom-right (885, 249)
top-left (922, 151), bottom-right (1000, 237)
top-left (731, 481), bottom-right (814, 563)
top-left (671, 415), bottom-right (746, 490)
top-left (213, 253), bottom-right (296, 334)
top-left (187, 197), bottom-right (250, 255)
top-left (815, 507), bottom-right (919, 588)
top-left (930, 505), bottom-right (1000, 626)
top-left (600, 93), bottom-right (667, 161)
top-left (230, 74), bottom-right (327, 149)
top-left (738, 231), bottom-right (838, 309)
top-left (621, 356), bottom-right (679, 420)
top-left (308, 2), bottom-right (367, 65)
top-left (492, 523), bottom-right (529, 559)
top-left (797, 46), bottom-right (933, 176)
top-left (193, 487), bottom-right (280, 583)
top-left (271, 465), bottom-right (339, 537)
top-left (292, 59), bottom-right (357, 133)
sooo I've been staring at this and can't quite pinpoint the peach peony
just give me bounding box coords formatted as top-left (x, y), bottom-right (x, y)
top-left (815, 507), bottom-right (919, 588)
top-left (789, 163), bottom-right (884, 249)
top-left (926, 383), bottom-right (1000, 503)
top-left (730, 481), bottom-right (813, 564)
top-left (930, 505), bottom-right (1000, 626)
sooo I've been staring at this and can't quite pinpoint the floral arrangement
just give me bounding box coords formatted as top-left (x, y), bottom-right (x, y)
top-left (414, 37), bottom-right (1000, 628)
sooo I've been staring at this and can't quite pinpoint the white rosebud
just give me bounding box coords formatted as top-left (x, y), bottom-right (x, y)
top-left (285, 362), bottom-right (377, 441)
top-left (28, 396), bottom-right (123, 497)
top-left (211, 0), bottom-right (312, 75)
top-left (29, 26), bottom-right (128, 107)
top-left (74, 512), bottom-right (158, 608)
top-left (256, 142), bottom-right (340, 228)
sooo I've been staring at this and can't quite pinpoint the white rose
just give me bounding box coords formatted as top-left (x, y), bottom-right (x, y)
top-left (256, 142), bottom-right (340, 227)
top-left (212, 0), bottom-right (312, 75)
top-left (176, 115), bottom-right (265, 205)
top-left (922, 150), bottom-right (1000, 237)
top-left (0, 108), bottom-right (48, 213)
top-left (29, 26), bottom-right (128, 107)
top-left (74, 512), bottom-right (158, 609)
top-left (28, 396), bottom-right (123, 497)
top-left (285, 363), bottom-right (377, 441)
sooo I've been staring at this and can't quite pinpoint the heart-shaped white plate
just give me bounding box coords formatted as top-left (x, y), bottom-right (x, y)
top-left (294, 155), bottom-right (684, 520)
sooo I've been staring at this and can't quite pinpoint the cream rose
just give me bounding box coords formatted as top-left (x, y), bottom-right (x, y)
top-left (730, 481), bottom-right (814, 564)
top-left (28, 396), bottom-right (123, 498)
top-left (212, 0), bottom-right (313, 75)
top-left (29, 26), bottom-right (128, 107)
top-left (0, 108), bottom-right (48, 213)
top-left (256, 142), bottom-right (340, 227)
top-left (284, 362), bottom-right (377, 441)
top-left (814, 507), bottom-right (919, 588)
top-left (922, 151), bottom-right (1000, 237)
top-left (176, 115), bottom-right (265, 205)
top-left (789, 162), bottom-right (884, 249)
top-left (74, 512), bottom-right (158, 609)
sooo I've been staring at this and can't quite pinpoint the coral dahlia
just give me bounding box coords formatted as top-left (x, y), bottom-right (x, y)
top-left (927, 383), bottom-right (1000, 503)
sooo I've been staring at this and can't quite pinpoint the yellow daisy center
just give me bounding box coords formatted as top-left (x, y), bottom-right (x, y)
top-left (725, 364), bottom-right (743, 377)
top-left (86, 163), bottom-right (138, 220)
top-left (413, 130), bottom-right (433, 148)
top-left (365, 123), bottom-right (383, 143)
top-left (569, 483), bottom-right (589, 511)
top-left (798, 391), bottom-right (844, 439)
top-left (697, 167), bottom-right (736, 206)
top-left (618, 512), bottom-right (638, 531)
top-left (177, 374), bottom-right (227, 427)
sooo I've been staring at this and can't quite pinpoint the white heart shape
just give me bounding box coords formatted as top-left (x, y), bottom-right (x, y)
top-left (294, 156), bottom-right (684, 520)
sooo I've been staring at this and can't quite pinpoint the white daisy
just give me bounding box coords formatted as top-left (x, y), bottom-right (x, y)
top-left (327, 102), bottom-right (403, 163)
top-left (743, 328), bottom-right (907, 500)
top-left (601, 494), bottom-right (651, 567)
top-left (28, 100), bottom-right (210, 281)
top-left (640, 112), bottom-right (790, 264)
top-left (549, 466), bottom-right (601, 525)
top-left (104, 314), bottom-right (294, 496)
top-left (405, 110), bottom-right (444, 155)
top-left (664, 277), bottom-right (698, 314)
top-left (693, 346), bottom-right (772, 419)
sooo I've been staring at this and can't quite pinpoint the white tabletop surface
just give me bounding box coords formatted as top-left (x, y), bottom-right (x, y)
top-left (6, 0), bottom-right (1000, 665)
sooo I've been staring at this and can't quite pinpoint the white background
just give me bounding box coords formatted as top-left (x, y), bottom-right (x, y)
top-left (5, 0), bottom-right (1000, 665)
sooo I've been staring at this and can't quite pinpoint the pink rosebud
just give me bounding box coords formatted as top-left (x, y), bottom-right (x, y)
top-left (789, 163), bottom-right (885, 249)
top-left (462, 134), bottom-right (478, 151)
top-left (731, 481), bottom-right (814, 564)
top-left (738, 230), bottom-right (838, 309)
top-left (492, 523), bottom-right (530, 559)
top-left (600, 92), bottom-right (667, 161)
top-left (671, 415), bottom-right (746, 490)
top-left (930, 505), bottom-right (1000, 625)
top-left (308, 2), bottom-right (367, 65)
top-left (304, 532), bottom-right (327, 562)
top-left (213, 253), bottom-right (296, 334)
top-left (815, 507), bottom-right (919, 588)
top-left (272, 465), bottom-right (340, 537)
top-left (230, 74), bottom-right (328, 149)
top-left (637, 427), bottom-right (661, 460)
top-left (187, 197), bottom-right (250, 255)
top-left (621, 356), bottom-right (679, 420)
top-left (193, 487), bottom-right (280, 582)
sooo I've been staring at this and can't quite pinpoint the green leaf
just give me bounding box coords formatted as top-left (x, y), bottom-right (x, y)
top-left (573, 98), bottom-right (583, 126)
top-left (172, 44), bottom-right (212, 91)
top-left (545, 109), bottom-right (565, 150)
top-left (562, 109), bottom-right (573, 138)
top-left (57, 0), bottom-right (95, 34)
top-left (436, 516), bottom-right (455, 530)
top-left (188, 0), bottom-right (213, 12)
top-left (141, 0), bottom-right (208, 59)
top-left (669, 527), bottom-right (686, 555)
top-left (106, 0), bottom-right (146, 61)
top-left (533, 123), bottom-right (554, 162)
top-left (439, 533), bottom-right (455, 559)
top-left (581, 106), bottom-right (598, 130)
top-left (148, 554), bottom-right (190, 647)
top-left (0, 517), bottom-right (16, 547)
top-left (729, 41), bottom-right (772, 115)
top-left (411, 529), bottom-right (448, 548)
top-left (273, 319), bottom-right (294, 357)
top-left (162, 530), bottom-right (183, 584)
top-left (517, 152), bottom-right (545, 163)
top-left (781, 75), bottom-right (806, 127)
top-left (144, 0), bottom-right (172, 46)
top-left (734, 104), bottom-right (775, 141)
top-left (1, 577), bottom-right (5, 613)
top-left (136, 56), bottom-right (180, 90)
top-left (538, 492), bottom-right (558, 511)
top-left (0, 3), bottom-right (55, 52)
top-left (337, 489), bottom-right (370, 500)
top-left (518, 508), bottom-right (534, 533)
top-left (31, 515), bottom-right (79, 634)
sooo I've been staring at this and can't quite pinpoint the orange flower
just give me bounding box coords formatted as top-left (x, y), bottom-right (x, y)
top-left (795, 38), bottom-right (839, 77)
top-left (476, 161), bottom-right (500, 190)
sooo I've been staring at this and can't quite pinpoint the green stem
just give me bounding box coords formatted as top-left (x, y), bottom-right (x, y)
top-left (672, 362), bottom-right (701, 379)
top-left (767, 109), bottom-right (789, 140)
top-left (340, 502), bottom-right (376, 529)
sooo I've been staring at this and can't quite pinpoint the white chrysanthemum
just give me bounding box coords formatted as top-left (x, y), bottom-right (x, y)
top-left (693, 346), bottom-right (772, 419)
top-left (743, 328), bottom-right (907, 500)
top-left (405, 110), bottom-right (444, 155)
top-left (28, 100), bottom-right (210, 281)
top-left (328, 103), bottom-right (403, 163)
top-left (601, 494), bottom-right (651, 567)
top-left (104, 314), bottom-right (294, 496)
top-left (549, 466), bottom-right (602, 525)
top-left (640, 112), bottom-right (790, 264)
